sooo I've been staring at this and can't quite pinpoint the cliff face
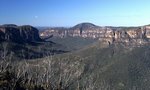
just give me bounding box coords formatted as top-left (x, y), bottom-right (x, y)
top-left (40, 23), bottom-right (150, 46)
top-left (99, 26), bottom-right (150, 46)
top-left (0, 25), bottom-right (42, 43)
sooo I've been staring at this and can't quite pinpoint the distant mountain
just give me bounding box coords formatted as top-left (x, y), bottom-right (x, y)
top-left (71, 22), bottom-right (98, 30)
top-left (40, 22), bottom-right (150, 47)
top-left (40, 22), bottom-right (100, 37)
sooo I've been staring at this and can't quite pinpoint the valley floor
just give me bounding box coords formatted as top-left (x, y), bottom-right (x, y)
top-left (1, 43), bottom-right (150, 90)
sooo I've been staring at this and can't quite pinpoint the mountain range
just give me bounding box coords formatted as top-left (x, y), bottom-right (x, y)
top-left (40, 23), bottom-right (150, 47)
top-left (1, 23), bottom-right (150, 90)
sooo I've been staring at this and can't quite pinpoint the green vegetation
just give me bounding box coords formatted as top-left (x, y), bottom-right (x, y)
top-left (1, 42), bottom-right (150, 89)
top-left (0, 41), bottom-right (67, 60)
top-left (49, 36), bottom-right (98, 51)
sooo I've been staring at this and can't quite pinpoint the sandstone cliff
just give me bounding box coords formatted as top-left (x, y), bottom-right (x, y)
top-left (0, 24), bottom-right (42, 43)
top-left (40, 23), bottom-right (150, 46)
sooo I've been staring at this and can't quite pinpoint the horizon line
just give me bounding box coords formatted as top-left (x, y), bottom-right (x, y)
top-left (0, 22), bottom-right (149, 28)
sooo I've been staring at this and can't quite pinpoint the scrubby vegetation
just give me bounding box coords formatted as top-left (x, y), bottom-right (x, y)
top-left (0, 53), bottom-right (85, 90)
top-left (1, 42), bottom-right (150, 90)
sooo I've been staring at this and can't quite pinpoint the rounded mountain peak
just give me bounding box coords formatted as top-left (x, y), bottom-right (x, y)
top-left (72, 22), bottom-right (97, 30)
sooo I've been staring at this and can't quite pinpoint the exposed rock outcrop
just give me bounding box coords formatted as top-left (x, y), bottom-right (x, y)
top-left (40, 23), bottom-right (150, 47)
top-left (0, 24), bottom-right (42, 43)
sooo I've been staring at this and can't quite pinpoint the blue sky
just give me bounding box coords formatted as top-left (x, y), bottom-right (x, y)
top-left (0, 0), bottom-right (150, 26)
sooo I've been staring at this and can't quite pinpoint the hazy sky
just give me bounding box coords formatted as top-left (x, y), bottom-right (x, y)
top-left (0, 0), bottom-right (150, 26)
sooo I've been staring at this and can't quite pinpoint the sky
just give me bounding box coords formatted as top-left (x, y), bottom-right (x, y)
top-left (0, 0), bottom-right (150, 27)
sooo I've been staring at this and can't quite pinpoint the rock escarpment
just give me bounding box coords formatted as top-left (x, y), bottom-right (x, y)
top-left (98, 26), bottom-right (150, 46)
top-left (0, 24), bottom-right (42, 43)
top-left (40, 23), bottom-right (150, 46)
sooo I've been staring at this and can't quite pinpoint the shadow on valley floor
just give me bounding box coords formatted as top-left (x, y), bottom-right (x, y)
top-left (0, 41), bottom-right (68, 60)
